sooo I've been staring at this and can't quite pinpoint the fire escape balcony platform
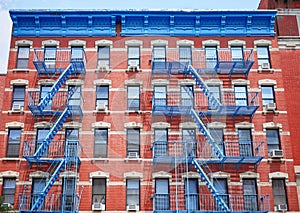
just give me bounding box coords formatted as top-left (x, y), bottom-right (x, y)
top-left (33, 48), bottom-right (86, 75)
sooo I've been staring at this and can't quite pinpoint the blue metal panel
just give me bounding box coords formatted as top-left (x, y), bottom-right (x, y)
top-left (10, 10), bottom-right (276, 37)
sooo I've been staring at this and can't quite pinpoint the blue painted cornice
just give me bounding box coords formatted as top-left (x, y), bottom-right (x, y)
top-left (10, 10), bottom-right (277, 37)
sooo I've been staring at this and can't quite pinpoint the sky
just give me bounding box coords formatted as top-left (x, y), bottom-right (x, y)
top-left (0, 0), bottom-right (261, 73)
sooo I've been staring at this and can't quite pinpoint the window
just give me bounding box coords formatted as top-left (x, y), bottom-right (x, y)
top-left (16, 46), bottom-right (30, 69)
top-left (63, 177), bottom-right (76, 211)
top-left (182, 129), bottom-right (196, 157)
top-left (185, 179), bottom-right (199, 211)
top-left (154, 86), bottom-right (167, 106)
top-left (261, 86), bottom-right (275, 106)
top-left (266, 129), bottom-right (280, 152)
top-left (36, 128), bottom-right (50, 157)
top-left (238, 129), bottom-right (253, 157)
top-left (12, 86), bottom-right (25, 108)
top-left (234, 86), bottom-right (248, 106)
top-left (257, 46), bottom-right (270, 67)
top-left (31, 178), bottom-right (46, 208)
top-left (205, 47), bottom-right (217, 69)
top-left (2, 178), bottom-right (16, 204)
top-left (208, 85), bottom-right (220, 110)
top-left (65, 128), bottom-right (79, 157)
top-left (126, 129), bottom-right (140, 157)
top-left (97, 46), bottom-right (110, 69)
top-left (71, 46), bottom-right (84, 61)
top-left (179, 46), bottom-right (192, 64)
top-left (127, 86), bottom-right (140, 110)
top-left (92, 178), bottom-right (106, 209)
top-left (214, 178), bottom-right (229, 210)
top-left (181, 85), bottom-right (194, 107)
top-left (44, 46), bottom-right (57, 69)
top-left (231, 46), bottom-right (243, 61)
top-left (126, 179), bottom-right (140, 208)
top-left (6, 129), bottom-right (21, 157)
top-left (68, 86), bottom-right (81, 106)
top-left (243, 179), bottom-right (258, 211)
top-left (40, 85), bottom-right (52, 111)
top-left (128, 46), bottom-right (140, 67)
top-left (96, 86), bottom-right (109, 109)
top-left (154, 129), bottom-right (168, 156)
top-left (155, 179), bottom-right (169, 210)
top-left (210, 128), bottom-right (225, 156)
top-left (94, 129), bottom-right (108, 158)
top-left (153, 46), bottom-right (166, 62)
top-left (272, 179), bottom-right (288, 209)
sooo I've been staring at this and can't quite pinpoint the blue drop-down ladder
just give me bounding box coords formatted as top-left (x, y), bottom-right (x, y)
top-left (31, 160), bottom-right (66, 211)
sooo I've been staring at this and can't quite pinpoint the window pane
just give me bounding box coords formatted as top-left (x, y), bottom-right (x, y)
top-left (156, 179), bottom-right (169, 194)
top-left (127, 129), bottom-right (140, 153)
top-left (7, 129), bottom-right (21, 157)
top-left (3, 178), bottom-right (16, 204)
top-left (98, 46), bottom-right (110, 59)
top-left (267, 129), bottom-right (280, 151)
top-left (17, 46), bottom-right (30, 69)
top-left (262, 87), bottom-right (274, 99)
top-left (71, 47), bottom-right (83, 59)
top-left (128, 47), bottom-right (140, 59)
top-left (128, 87), bottom-right (139, 98)
top-left (179, 47), bottom-right (192, 63)
top-left (127, 179), bottom-right (140, 205)
top-left (257, 47), bottom-right (269, 58)
top-left (154, 86), bottom-right (166, 106)
top-left (128, 86), bottom-right (140, 110)
top-left (272, 179), bottom-right (287, 207)
top-left (235, 86), bottom-right (247, 106)
top-left (153, 47), bottom-right (166, 61)
top-left (231, 47), bottom-right (243, 60)
top-left (45, 47), bottom-right (56, 59)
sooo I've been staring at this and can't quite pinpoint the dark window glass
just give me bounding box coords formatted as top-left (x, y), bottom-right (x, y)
top-left (155, 179), bottom-right (169, 210)
top-left (126, 129), bottom-right (140, 156)
top-left (92, 178), bottom-right (106, 209)
top-left (261, 86), bottom-right (275, 106)
top-left (96, 86), bottom-right (109, 108)
top-left (214, 178), bottom-right (229, 210)
top-left (68, 86), bottom-right (81, 106)
top-left (243, 179), bottom-right (258, 211)
top-left (6, 129), bottom-right (21, 157)
top-left (127, 86), bottom-right (140, 110)
top-left (184, 179), bottom-right (199, 210)
top-left (257, 46), bottom-right (270, 67)
top-left (154, 129), bottom-right (168, 156)
top-left (126, 179), bottom-right (140, 207)
top-left (182, 129), bottom-right (196, 157)
top-left (266, 129), bottom-right (280, 152)
top-left (272, 179), bottom-right (288, 209)
top-left (17, 46), bottom-right (30, 69)
top-left (94, 129), bottom-right (108, 158)
top-left (12, 86), bottom-right (25, 108)
top-left (97, 46), bottom-right (110, 69)
top-left (179, 46), bottom-right (192, 64)
top-left (2, 178), bottom-right (16, 204)
top-left (238, 129), bottom-right (253, 156)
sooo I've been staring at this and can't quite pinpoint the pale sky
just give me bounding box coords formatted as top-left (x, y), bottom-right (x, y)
top-left (0, 0), bottom-right (261, 73)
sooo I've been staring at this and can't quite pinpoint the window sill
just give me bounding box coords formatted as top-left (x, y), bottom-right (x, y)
top-left (8, 109), bottom-right (24, 115)
top-left (13, 68), bottom-right (30, 73)
top-left (126, 67), bottom-right (142, 72)
top-left (262, 109), bottom-right (279, 115)
top-left (267, 157), bottom-right (286, 163)
top-left (2, 157), bottom-right (21, 161)
top-left (95, 68), bottom-right (110, 73)
top-left (91, 158), bottom-right (109, 163)
top-left (257, 68), bottom-right (274, 73)
top-left (94, 109), bottom-right (110, 115)
top-left (125, 157), bottom-right (141, 163)
top-left (125, 110), bottom-right (142, 115)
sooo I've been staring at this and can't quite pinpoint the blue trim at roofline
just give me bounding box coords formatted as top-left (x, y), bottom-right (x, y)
top-left (10, 10), bottom-right (277, 37)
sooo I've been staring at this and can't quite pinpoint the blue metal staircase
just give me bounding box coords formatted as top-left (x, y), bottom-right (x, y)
top-left (20, 48), bottom-right (85, 213)
top-left (31, 160), bottom-right (66, 211)
top-left (192, 159), bottom-right (230, 212)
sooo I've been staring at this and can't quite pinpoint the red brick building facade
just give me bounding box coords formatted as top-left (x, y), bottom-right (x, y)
top-left (0, 1), bottom-right (300, 213)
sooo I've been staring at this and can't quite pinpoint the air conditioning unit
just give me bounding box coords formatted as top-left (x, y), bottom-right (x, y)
top-left (261, 62), bottom-right (270, 69)
top-left (266, 102), bottom-right (276, 111)
top-left (127, 152), bottom-right (139, 158)
top-left (96, 103), bottom-right (107, 111)
top-left (12, 104), bottom-right (22, 112)
top-left (127, 61), bottom-right (140, 72)
top-left (97, 61), bottom-right (109, 72)
top-left (274, 204), bottom-right (288, 211)
top-left (92, 203), bottom-right (105, 211)
top-left (269, 149), bottom-right (284, 158)
top-left (126, 204), bottom-right (139, 211)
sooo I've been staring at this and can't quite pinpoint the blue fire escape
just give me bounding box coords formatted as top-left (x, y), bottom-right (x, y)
top-left (151, 48), bottom-right (269, 213)
top-left (19, 48), bottom-right (86, 213)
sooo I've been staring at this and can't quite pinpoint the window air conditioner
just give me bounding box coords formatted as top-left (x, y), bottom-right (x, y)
top-left (266, 102), bottom-right (276, 111)
top-left (97, 61), bottom-right (109, 72)
top-left (12, 104), bottom-right (22, 112)
top-left (127, 61), bottom-right (140, 72)
top-left (96, 103), bottom-right (107, 111)
top-left (269, 149), bottom-right (284, 158)
top-left (127, 204), bottom-right (139, 211)
top-left (261, 62), bottom-right (270, 69)
top-left (127, 152), bottom-right (138, 158)
top-left (92, 203), bottom-right (105, 211)
top-left (274, 204), bottom-right (288, 211)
